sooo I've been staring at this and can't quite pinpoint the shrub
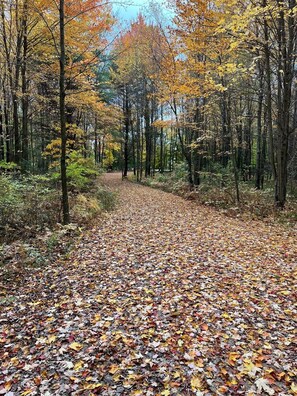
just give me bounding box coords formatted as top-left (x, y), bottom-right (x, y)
top-left (0, 174), bottom-right (59, 242)
top-left (71, 194), bottom-right (101, 223)
top-left (94, 186), bottom-right (116, 211)
top-left (0, 161), bottom-right (18, 171)
top-left (171, 163), bottom-right (188, 182)
top-left (50, 152), bottom-right (99, 191)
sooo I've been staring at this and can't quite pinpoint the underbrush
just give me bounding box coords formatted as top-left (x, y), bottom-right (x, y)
top-left (0, 162), bottom-right (116, 288)
top-left (71, 185), bottom-right (116, 224)
top-left (0, 174), bottom-right (60, 242)
top-left (136, 166), bottom-right (297, 226)
top-left (0, 224), bottom-right (80, 289)
top-left (137, 164), bottom-right (190, 194)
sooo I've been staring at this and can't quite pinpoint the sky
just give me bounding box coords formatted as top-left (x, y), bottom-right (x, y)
top-left (114, 0), bottom-right (150, 21)
top-left (112, 0), bottom-right (172, 25)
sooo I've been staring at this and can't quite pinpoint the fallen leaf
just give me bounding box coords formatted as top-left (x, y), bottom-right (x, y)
top-left (69, 342), bottom-right (83, 351)
top-left (191, 375), bottom-right (202, 390)
top-left (255, 378), bottom-right (275, 395)
top-left (83, 383), bottom-right (102, 390)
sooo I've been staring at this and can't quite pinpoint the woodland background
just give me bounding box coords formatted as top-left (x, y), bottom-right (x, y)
top-left (0, 2), bottom-right (296, 394)
top-left (0, 0), bottom-right (296, 243)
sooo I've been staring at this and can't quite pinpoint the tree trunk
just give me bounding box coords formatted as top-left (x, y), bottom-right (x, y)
top-left (220, 90), bottom-right (230, 167)
top-left (94, 118), bottom-right (99, 164)
top-left (21, 0), bottom-right (29, 171)
top-left (230, 125), bottom-right (240, 204)
top-left (131, 115), bottom-right (136, 176)
top-left (159, 105), bottom-right (164, 173)
top-left (136, 110), bottom-right (141, 181)
top-left (275, 136), bottom-right (288, 207)
top-left (3, 83), bottom-right (11, 163)
top-left (123, 85), bottom-right (129, 178)
top-left (255, 61), bottom-right (264, 189)
top-left (59, 0), bottom-right (70, 224)
top-left (144, 93), bottom-right (151, 177)
top-left (274, 0), bottom-right (296, 208)
top-left (228, 95), bottom-right (240, 203)
top-left (263, 11), bottom-right (276, 183)
top-left (0, 105), bottom-right (3, 161)
top-left (13, 0), bottom-right (23, 165)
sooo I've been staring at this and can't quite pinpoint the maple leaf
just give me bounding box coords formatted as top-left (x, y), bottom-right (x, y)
top-left (255, 378), bottom-right (275, 395)
top-left (239, 359), bottom-right (261, 378)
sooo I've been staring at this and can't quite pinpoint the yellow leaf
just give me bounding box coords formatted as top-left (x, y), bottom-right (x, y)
top-left (83, 383), bottom-right (102, 390)
top-left (291, 383), bottom-right (297, 394)
top-left (93, 313), bottom-right (101, 321)
top-left (191, 375), bottom-right (202, 390)
top-left (280, 290), bottom-right (290, 295)
top-left (263, 343), bottom-right (272, 349)
top-left (21, 390), bottom-right (33, 396)
top-left (47, 335), bottom-right (57, 344)
top-left (74, 360), bottom-right (84, 371)
top-left (69, 342), bottom-right (83, 351)
top-left (227, 378), bottom-right (238, 386)
top-left (10, 357), bottom-right (19, 366)
top-left (161, 390), bottom-right (170, 396)
top-left (228, 352), bottom-right (240, 364)
top-left (240, 359), bottom-right (261, 378)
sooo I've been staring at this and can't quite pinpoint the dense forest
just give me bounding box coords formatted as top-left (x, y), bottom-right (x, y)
top-left (1, 2), bottom-right (297, 395)
top-left (0, 0), bottom-right (296, 228)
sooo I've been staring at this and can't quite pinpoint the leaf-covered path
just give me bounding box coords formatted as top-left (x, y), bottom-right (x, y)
top-left (1, 173), bottom-right (296, 395)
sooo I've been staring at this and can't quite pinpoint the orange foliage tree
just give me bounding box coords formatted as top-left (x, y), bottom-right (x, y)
top-left (34, 0), bottom-right (114, 222)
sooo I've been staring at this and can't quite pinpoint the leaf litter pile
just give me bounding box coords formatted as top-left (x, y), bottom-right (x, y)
top-left (1, 173), bottom-right (296, 395)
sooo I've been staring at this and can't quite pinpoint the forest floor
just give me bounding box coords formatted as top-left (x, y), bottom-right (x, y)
top-left (0, 173), bottom-right (296, 396)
